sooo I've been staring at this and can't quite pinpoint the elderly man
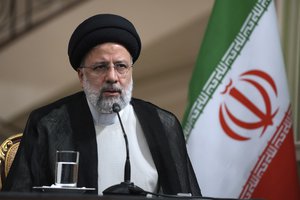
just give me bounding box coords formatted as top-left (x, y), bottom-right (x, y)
top-left (2, 14), bottom-right (201, 196)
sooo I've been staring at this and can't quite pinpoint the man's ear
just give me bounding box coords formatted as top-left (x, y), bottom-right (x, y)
top-left (77, 69), bottom-right (84, 87)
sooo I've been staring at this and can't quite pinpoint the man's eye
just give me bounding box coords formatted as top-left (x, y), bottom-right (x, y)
top-left (93, 65), bottom-right (107, 70)
top-left (116, 63), bottom-right (128, 68)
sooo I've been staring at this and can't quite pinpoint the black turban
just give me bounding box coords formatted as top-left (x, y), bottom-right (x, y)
top-left (68, 14), bottom-right (141, 70)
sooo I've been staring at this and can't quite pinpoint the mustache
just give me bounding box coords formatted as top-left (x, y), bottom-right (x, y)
top-left (100, 84), bottom-right (122, 93)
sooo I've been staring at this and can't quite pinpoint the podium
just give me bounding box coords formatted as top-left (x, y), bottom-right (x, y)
top-left (0, 192), bottom-right (261, 200)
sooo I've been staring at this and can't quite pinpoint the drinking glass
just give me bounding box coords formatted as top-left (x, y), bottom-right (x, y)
top-left (55, 150), bottom-right (79, 187)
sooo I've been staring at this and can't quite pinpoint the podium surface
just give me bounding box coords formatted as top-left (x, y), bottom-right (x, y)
top-left (0, 192), bottom-right (260, 200)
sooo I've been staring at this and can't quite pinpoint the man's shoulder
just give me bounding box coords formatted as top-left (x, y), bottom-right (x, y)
top-left (131, 97), bottom-right (164, 111)
top-left (29, 91), bottom-right (85, 119)
top-left (131, 98), bottom-right (177, 119)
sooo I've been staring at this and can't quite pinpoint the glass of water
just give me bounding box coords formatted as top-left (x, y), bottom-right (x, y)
top-left (55, 150), bottom-right (79, 187)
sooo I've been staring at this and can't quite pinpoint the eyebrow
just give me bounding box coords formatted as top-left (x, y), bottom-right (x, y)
top-left (92, 60), bottom-right (130, 65)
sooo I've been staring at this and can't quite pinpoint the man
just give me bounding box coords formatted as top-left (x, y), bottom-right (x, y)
top-left (2, 14), bottom-right (201, 196)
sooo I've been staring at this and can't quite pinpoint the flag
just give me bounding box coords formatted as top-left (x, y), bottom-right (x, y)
top-left (183, 0), bottom-right (300, 199)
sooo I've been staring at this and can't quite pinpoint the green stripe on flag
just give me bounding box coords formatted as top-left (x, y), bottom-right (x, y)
top-left (183, 0), bottom-right (270, 139)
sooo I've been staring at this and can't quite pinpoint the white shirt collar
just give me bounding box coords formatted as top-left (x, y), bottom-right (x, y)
top-left (87, 99), bottom-right (131, 126)
top-left (87, 100), bottom-right (118, 125)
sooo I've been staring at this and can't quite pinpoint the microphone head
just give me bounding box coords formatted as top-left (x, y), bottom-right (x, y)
top-left (112, 103), bottom-right (121, 113)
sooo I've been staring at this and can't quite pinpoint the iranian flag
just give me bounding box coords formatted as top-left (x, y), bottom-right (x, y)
top-left (183, 0), bottom-right (300, 199)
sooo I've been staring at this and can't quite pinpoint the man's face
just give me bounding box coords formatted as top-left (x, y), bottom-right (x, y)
top-left (77, 43), bottom-right (133, 113)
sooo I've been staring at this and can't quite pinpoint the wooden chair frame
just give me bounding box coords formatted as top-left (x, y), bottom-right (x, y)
top-left (0, 133), bottom-right (22, 190)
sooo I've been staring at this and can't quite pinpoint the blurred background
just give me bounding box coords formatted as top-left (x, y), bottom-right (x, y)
top-left (0, 0), bottom-right (299, 174)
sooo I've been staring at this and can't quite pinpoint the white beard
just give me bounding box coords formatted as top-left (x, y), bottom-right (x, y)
top-left (82, 77), bottom-right (133, 114)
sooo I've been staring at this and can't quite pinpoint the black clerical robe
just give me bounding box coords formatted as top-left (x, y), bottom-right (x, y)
top-left (2, 91), bottom-right (201, 196)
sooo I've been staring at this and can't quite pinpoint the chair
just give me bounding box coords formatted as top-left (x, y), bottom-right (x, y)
top-left (0, 133), bottom-right (23, 190)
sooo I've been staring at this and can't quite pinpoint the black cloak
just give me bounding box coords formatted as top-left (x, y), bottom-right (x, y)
top-left (2, 91), bottom-right (201, 196)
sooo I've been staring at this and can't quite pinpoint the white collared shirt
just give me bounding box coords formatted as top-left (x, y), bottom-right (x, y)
top-left (87, 101), bottom-right (158, 194)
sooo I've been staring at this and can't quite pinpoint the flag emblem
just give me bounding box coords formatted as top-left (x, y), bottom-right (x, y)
top-left (219, 69), bottom-right (279, 141)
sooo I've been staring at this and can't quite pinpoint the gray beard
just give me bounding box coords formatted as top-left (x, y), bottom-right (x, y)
top-left (82, 77), bottom-right (133, 114)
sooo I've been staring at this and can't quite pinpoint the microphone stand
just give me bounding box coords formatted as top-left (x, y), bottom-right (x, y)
top-left (102, 103), bottom-right (145, 196)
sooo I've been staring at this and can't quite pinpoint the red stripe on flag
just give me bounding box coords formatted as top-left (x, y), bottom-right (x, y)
top-left (240, 106), bottom-right (300, 200)
top-left (251, 128), bottom-right (300, 200)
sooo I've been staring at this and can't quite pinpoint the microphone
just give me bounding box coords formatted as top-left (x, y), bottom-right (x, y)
top-left (112, 103), bottom-right (131, 183)
top-left (102, 103), bottom-right (145, 196)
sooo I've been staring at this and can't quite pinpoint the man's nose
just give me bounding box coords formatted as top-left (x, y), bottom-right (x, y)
top-left (105, 65), bottom-right (118, 83)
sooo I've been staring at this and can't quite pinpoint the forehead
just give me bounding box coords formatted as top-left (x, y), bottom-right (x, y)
top-left (86, 43), bottom-right (131, 60)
